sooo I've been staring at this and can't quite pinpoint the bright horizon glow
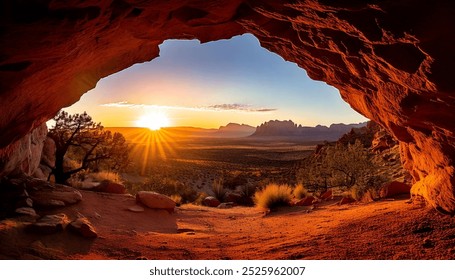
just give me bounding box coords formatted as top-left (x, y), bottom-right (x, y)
top-left (62, 34), bottom-right (369, 129)
top-left (135, 111), bottom-right (171, 130)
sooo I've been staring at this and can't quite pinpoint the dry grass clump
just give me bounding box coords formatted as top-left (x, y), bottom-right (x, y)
top-left (292, 183), bottom-right (309, 199)
top-left (212, 178), bottom-right (226, 202)
top-left (254, 184), bottom-right (292, 210)
top-left (89, 171), bottom-right (121, 183)
top-left (170, 194), bottom-right (183, 206)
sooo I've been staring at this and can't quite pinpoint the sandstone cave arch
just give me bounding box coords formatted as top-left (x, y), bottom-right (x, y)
top-left (1, 1), bottom-right (455, 214)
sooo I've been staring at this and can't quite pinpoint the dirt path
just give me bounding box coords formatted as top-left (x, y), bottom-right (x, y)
top-left (1, 191), bottom-right (455, 259)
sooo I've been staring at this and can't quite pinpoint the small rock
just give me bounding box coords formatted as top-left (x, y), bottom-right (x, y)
top-left (68, 217), bottom-right (98, 238)
top-left (27, 179), bottom-right (82, 208)
top-left (27, 214), bottom-right (69, 234)
top-left (423, 238), bottom-right (434, 248)
top-left (379, 181), bottom-right (411, 198)
top-left (294, 196), bottom-right (315, 206)
top-left (94, 180), bottom-right (126, 194)
top-left (15, 207), bottom-right (37, 217)
top-left (224, 192), bottom-right (242, 204)
top-left (127, 205), bottom-right (145, 213)
top-left (202, 196), bottom-right (221, 207)
top-left (320, 190), bottom-right (333, 200)
top-left (217, 202), bottom-right (234, 209)
top-left (136, 191), bottom-right (176, 213)
top-left (339, 196), bottom-right (356, 205)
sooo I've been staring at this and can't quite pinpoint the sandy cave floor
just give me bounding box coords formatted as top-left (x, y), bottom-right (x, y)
top-left (1, 190), bottom-right (455, 260)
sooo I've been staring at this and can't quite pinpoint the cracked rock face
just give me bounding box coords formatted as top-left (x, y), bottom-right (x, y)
top-left (1, 1), bottom-right (455, 213)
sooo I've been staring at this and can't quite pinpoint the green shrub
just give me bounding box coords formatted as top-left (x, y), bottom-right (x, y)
top-left (292, 183), bottom-right (308, 199)
top-left (254, 184), bottom-right (292, 210)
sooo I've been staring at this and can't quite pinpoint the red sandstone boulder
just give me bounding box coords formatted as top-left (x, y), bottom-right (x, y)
top-left (294, 196), bottom-right (315, 206)
top-left (94, 180), bottom-right (126, 194)
top-left (202, 196), bottom-right (221, 207)
top-left (380, 181), bottom-right (411, 198)
top-left (224, 192), bottom-right (242, 204)
top-left (339, 196), bottom-right (356, 205)
top-left (68, 217), bottom-right (98, 239)
top-left (136, 191), bottom-right (176, 213)
top-left (27, 214), bottom-right (69, 234)
top-left (320, 190), bottom-right (333, 200)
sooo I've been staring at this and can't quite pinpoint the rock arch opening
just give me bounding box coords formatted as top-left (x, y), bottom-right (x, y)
top-left (65, 34), bottom-right (367, 129)
top-left (1, 1), bottom-right (455, 214)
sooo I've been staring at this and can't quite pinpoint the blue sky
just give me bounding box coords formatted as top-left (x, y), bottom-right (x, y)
top-left (65, 34), bottom-right (368, 128)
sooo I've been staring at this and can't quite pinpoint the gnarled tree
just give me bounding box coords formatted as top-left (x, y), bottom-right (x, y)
top-left (47, 111), bottom-right (129, 184)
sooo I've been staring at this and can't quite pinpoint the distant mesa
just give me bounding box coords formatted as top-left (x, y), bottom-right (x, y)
top-left (216, 123), bottom-right (255, 138)
top-left (251, 120), bottom-right (367, 141)
top-left (107, 120), bottom-right (367, 141)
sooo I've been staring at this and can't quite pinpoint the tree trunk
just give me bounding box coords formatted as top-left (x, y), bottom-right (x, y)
top-left (53, 150), bottom-right (70, 184)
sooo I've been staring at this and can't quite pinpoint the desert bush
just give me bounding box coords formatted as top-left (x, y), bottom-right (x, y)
top-left (170, 194), bottom-right (183, 206)
top-left (88, 171), bottom-right (121, 183)
top-left (193, 192), bottom-right (209, 205)
top-left (212, 178), bottom-right (226, 202)
top-left (223, 172), bottom-right (249, 189)
top-left (350, 185), bottom-right (365, 201)
top-left (292, 183), bottom-right (308, 199)
top-left (254, 184), bottom-right (292, 210)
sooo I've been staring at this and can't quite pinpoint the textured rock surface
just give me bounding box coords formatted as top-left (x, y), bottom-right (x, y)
top-left (27, 214), bottom-right (69, 234)
top-left (68, 217), bottom-right (98, 238)
top-left (202, 196), bottom-right (221, 208)
top-left (0, 123), bottom-right (47, 177)
top-left (1, 1), bottom-right (455, 213)
top-left (26, 178), bottom-right (82, 208)
top-left (136, 191), bottom-right (176, 212)
top-left (380, 181), bottom-right (411, 199)
top-left (93, 180), bottom-right (126, 194)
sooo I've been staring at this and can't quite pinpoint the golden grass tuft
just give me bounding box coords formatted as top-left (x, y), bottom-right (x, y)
top-left (89, 171), bottom-right (121, 183)
top-left (170, 194), bottom-right (183, 205)
top-left (254, 184), bottom-right (292, 210)
top-left (292, 183), bottom-right (308, 200)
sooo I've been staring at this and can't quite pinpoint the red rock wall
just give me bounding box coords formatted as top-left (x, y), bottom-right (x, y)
top-left (1, 1), bottom-right (454, 213)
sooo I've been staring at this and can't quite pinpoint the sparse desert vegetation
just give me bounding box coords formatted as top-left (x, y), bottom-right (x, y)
top-left (254, 184), bottom-right (293, 210)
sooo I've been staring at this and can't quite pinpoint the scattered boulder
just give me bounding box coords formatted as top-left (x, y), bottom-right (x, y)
top-left (27, 179), bottom-right (82, 208)
top-left (68, 217), bottom-right (98, 238)
top-left (294, 196), bottom-right (315, 206)
top-left (15, 207), bottom-right (37, 217)
top-left (27, 214), bottom-right (69, 234)
top-left (218, 202), bottom-right (234, 209)
top-left (136, 191), bottom-right (176, 213)
top-left (224, 192), bottom-right (242, 204)
top-left (380, 181), bottom-right (411, 198)
top-left (320, 190), bottom-right (333, 200)
top-left (16, 197), bottom-right (33, 208)
top-left (93, 180), bottom-right (126, 194)
top-left (202, 196), bottom-right (221, 207)
top-left (339, 196), bottom-right (356, 205)
top-left (127, 205), bottom-right (145, 213)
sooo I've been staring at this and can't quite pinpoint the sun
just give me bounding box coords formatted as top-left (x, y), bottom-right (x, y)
top-left (135, 111), bottom-right (171, 131)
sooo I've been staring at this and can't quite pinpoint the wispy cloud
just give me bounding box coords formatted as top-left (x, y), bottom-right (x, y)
top-left (100, 101), bottom-right (276, 113)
